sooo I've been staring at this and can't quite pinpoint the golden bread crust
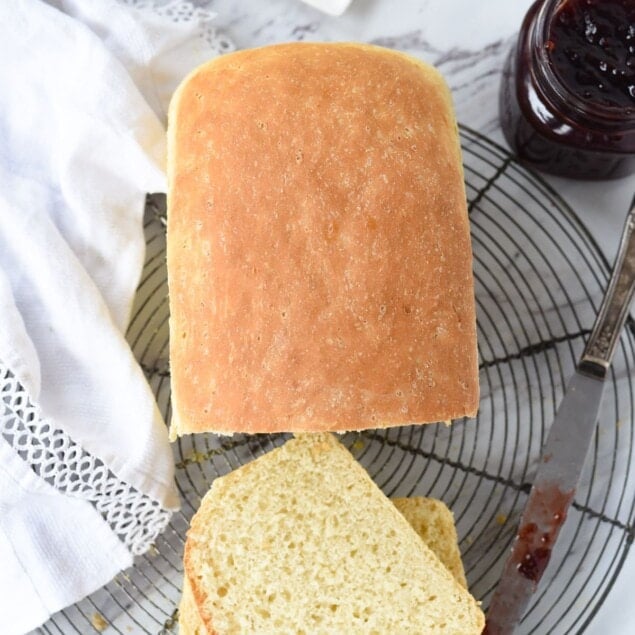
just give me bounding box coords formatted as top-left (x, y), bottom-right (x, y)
top-left (168, 43), bottom-right (478, 435)
top-left (179, 577), bottom-right (216, 635)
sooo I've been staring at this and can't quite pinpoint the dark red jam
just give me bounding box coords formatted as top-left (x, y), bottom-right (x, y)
top-left (548, 0), bottom-right (635, 109)
top-left (500, 0), bottom-right (635, 179)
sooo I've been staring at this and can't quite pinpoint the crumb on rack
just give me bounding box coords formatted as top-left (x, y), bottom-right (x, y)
top-left (162, 607), bottom-right (179, 632)
top-left (91, 612), bottom-right (108, 632)
top-left (496, 513), bottom-right (508, 526)
top-left (175, 450), bottom-right (212, 469)
top-left (352, 438), bottom-right (365, 451)
top-left (189, 450), bottom-right (209, 464)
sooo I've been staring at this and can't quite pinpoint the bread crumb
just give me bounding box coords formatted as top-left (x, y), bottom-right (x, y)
top-left (91, 612), bottom-right (108, 632)
top-left (175, 450), bottom-right (210, 469)
top-left (162, 607), bottom-right (179, 632)
top-left (189, 450), bottom-right (209, 464)
top-left (352, 438), bottom-right (365, 451)
top-left (495, 514), bottom-right (507, 526)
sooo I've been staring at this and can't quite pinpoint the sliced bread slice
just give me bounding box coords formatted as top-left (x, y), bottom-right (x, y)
top-left (393, 496), bottom-right (468, 589)
top-left (180, 495), bottom-right (469, 633)
top-left (182, 433), bottom-right (483, 634)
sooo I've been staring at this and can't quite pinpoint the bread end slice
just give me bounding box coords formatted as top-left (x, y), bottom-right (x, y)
top-left (393, 496), bottom-right (468, 589)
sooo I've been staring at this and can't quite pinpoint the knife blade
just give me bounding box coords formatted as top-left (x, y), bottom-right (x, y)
top-left (485, 194), bottom-right (635, 635)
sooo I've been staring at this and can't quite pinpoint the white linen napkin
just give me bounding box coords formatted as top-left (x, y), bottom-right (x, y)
top-left (0, 1), bottom-right (228, 632)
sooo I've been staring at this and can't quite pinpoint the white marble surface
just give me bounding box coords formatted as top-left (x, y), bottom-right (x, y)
top-left (203, 0), bottom-right (635, 633)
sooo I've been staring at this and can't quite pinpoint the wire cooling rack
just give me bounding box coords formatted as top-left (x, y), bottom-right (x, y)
top-left (36, 125), bottom-right (635, 635)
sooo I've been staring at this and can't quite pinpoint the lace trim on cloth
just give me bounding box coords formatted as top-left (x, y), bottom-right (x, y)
top-left (119, 0), bottom-right (236, 54)
top-left (0, 361), bottom-right (171, 556)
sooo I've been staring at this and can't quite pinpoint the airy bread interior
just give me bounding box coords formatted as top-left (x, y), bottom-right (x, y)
top-left (182, 434), bottom-right (484, 634)
top-left (180, 495), bottom-right (469, 634)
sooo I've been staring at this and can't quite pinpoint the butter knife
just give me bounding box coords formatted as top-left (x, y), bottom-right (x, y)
top-left (485, 194), bottom-right (635, 635)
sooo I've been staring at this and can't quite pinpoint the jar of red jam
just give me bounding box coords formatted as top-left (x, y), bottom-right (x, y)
top-left (500, 0), bottom-right (635, 180)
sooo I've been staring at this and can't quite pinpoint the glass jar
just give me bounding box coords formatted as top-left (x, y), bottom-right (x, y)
top-left (500, 0), bottom-right (635, 180)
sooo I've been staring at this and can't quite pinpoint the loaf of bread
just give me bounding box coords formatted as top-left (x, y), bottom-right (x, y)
top-left (167, 42), bottom-right (478, 436)
top-left (180, 433), bottom-right (484, 634)
top-left (179, 494), bottom-right (469, 634)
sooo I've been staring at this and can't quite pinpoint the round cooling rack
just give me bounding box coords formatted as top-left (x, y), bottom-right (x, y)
top-left (36, 126), bottom-right (635, 635)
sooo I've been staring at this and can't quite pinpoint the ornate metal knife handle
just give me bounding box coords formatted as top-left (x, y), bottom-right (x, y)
top-left (580, 194), bottom-right (635, 378)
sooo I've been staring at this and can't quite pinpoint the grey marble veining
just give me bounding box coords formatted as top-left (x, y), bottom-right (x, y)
top-left (209, 0), bottom-right (527, 135)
